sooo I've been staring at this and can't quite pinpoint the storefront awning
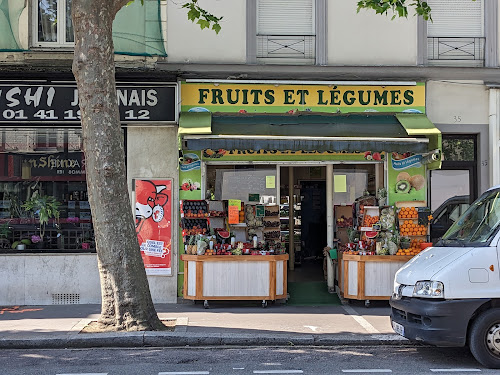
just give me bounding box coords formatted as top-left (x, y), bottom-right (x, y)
top-left (181, 113), bottom-right (439, 155)
top-left (396, 113), bottom-right (442, 169)
top-left (178, 112), bottom-right (212, 134)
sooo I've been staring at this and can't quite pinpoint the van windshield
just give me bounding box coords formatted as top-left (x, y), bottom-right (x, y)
top-left (442, 189), bottom-right (500, 245)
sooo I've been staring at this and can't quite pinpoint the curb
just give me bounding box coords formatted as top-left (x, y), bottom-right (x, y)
top-left (0, 332), bottom-right (414, 350)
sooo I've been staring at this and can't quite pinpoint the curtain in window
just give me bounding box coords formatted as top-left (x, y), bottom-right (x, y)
top-left (38, 0), bottom-right (58, 42)
top-left (113, 0), bottom-right (166, 56)
top-left (65, 0), bottom-right (74, 43)
top-left (0, 0), bottom-right (27, 50)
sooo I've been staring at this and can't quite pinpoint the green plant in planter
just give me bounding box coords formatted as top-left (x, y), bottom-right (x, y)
top-left (0, 222), bottom-right (11, 249)
top-left (12, 238), bottom-right (31, 250)
top-left (22, 192), bottom-right (61, 238)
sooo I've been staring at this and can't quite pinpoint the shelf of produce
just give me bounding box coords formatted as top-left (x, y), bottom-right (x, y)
top-left (338, 253), bottom-right (413, 302)
top-left (181, 254), bottom-right (289, 303)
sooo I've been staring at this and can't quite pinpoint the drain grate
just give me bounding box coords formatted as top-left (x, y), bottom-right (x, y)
top-left (52, 293), bottom-right (80, 305)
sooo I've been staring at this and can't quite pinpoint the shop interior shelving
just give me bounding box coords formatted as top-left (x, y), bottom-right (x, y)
top-left (280, 194), bottom-right (302, 263)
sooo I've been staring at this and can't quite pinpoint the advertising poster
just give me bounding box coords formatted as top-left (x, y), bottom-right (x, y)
top-left (388, 153), bottom-right (427, 206)
top-left (135, 179), bottom-right (172, 276)
top-left (179, 151), bottom-right (202, 200)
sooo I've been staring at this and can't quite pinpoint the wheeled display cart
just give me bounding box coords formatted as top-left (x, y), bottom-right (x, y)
top-left (339, 253), bottom-right (413, 307)
top-left (181, 254), bottom-right (288, 308)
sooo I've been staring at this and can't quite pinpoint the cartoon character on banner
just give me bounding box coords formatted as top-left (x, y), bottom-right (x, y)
top-left (135, 180), bottom-right (170, 258)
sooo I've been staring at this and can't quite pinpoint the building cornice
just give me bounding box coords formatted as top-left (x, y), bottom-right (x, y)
top-left (155, 63), bottom-right (500, 84)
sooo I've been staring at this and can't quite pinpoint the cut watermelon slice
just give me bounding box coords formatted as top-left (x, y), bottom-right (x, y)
top-left (365, 231), bottom-right (378, 239)
top-left (217, 229), bottom-right (230, 239)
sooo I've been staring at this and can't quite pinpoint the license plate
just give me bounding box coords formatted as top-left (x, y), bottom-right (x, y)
top-left (392, 321), bottom-right (405, 336)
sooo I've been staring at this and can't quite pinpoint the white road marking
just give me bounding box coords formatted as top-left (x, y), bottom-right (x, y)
top-left (342, 305), bottom-right (380, 334)
top-left (430, 369), bottom-right (481, 372)
top-left (158, 372), bottom-right (210, 375)
top-left (253, 371), bottom-right (304, 374)
top-left (304, 325), bottom-right (318, 332)
top-left (342, 370), bottom-right (392, 373)
top-left (57, 373), bottom-right (108, 375)
top-left (233, 368), bottom-right (245, 370)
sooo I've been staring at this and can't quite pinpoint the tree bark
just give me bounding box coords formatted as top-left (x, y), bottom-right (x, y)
top-left (71, 0), bottom-right (164, 331)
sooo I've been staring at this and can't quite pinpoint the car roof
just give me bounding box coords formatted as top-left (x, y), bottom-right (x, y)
top-left (487, 185), bottom-right (500, 192)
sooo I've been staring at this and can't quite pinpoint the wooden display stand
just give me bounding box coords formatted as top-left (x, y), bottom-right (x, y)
top-left (181, 254), bottom-right (288, 308)
top-left (339, 252), bottom-right (412, 307)
top-left (334, 205), bottom-right (352, 244)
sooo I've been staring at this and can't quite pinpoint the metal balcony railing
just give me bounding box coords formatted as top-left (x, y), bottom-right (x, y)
top-left (257, 35), bottom-right (315, 60)
top-left (427, 37), bottom-right (485, 65)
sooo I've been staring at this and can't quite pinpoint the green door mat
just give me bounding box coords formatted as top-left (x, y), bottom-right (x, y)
top-left (287, 281), bottom-right (341, 306)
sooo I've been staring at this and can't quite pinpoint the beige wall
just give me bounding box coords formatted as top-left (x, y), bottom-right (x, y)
top-left (0, 254), bottom-right (101, 305)
top-left (127, 125), bottom-right (179, 303)
top-left (426, 80), bottom-right (489, 125)
top-left (166, 0), bottom-right (246, 64)
top-left (328, 0), bottom-right (417, 66)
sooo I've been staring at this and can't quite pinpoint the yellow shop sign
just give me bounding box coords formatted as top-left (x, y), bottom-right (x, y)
top-left (181, 82), bottom-right (425, 114)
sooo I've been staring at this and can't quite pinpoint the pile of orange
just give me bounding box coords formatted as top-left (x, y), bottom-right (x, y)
top-left (400, 220), bottom-right (427, 236)
top-left (396, 239), bottom-right (425, 256)
top-left (363, 215), bottom-right (379, 227)
top-left (398, 206), bottom-right (418, 219)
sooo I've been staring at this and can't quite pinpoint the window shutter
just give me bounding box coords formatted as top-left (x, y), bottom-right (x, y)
top-left (427, 0), bottom-right (484, 37)
top-left (257, 0), bottom-right (314, 35)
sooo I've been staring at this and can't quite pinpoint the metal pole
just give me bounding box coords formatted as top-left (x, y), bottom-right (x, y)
top-left (289, 166), bottom-right (295, 270)
top-left (326, 164), bottom-right (334, 291)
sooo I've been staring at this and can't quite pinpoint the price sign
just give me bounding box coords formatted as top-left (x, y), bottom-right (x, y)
top-left (228, 205), bottom-right (240, 224)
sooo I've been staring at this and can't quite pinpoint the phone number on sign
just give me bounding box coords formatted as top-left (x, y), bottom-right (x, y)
top-left (0, 109), bottom-right (153, 122)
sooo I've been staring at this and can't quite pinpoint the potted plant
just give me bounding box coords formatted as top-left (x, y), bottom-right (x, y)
top-left (22, 192), bottom-right (61, 240)
top-left (79, 230), bottom-right (94, 250)
top-left (0, 222), bottom-right (11, 249)
top-left (12, 237), bottom-right (31, 250)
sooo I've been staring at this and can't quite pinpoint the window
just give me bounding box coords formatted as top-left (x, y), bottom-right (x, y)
top-left (426, 0), bottom-right (485, 66)
top-left (0, 128), bottom-right (94, 253)
top-left (33, 0), bottom-right (74, 47)
top-left (252, 0), bottom-right (326, 65)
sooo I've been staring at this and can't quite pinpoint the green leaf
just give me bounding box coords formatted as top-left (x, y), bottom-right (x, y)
top-left (187, 8), bottom-right (200, 22)
top-left (212, 23), bottom-right (222, 34)
top-left (197, 19), bottom-right (210, 30)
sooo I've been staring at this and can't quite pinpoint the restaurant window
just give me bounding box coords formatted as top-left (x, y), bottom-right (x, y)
top-left (0, 128), bottom-right (94, 253)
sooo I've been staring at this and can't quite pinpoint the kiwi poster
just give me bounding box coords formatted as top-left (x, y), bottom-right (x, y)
top-left (388, 153), bottom-right (426, 205)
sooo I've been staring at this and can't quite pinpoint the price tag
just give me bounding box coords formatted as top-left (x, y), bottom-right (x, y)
top-left (228, 205), bottom-right (240, 224)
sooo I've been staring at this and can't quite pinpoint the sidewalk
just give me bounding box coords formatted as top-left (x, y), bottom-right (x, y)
top-left (0, 299), bottom-right (410, 349)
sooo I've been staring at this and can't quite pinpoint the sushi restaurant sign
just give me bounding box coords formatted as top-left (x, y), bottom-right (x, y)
top-left (181, 82), bottom-right (425, 114)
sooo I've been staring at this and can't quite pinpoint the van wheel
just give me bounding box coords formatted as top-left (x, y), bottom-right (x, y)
top-left (469, 309), bottom-right (500, 368)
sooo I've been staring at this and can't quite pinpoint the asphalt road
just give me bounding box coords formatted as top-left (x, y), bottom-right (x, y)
top-left (0, 345), bottom-right (495, 375)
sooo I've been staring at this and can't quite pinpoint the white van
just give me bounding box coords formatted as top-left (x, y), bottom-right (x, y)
top-left (390, 185), bottom-right (500, 368)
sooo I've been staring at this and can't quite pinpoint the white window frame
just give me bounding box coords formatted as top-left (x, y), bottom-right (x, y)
top-left (32, 0), bottom-right (74, 48)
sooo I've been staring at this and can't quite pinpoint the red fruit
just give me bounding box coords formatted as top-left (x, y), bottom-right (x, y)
top-left (181, 182), bottom-right (190, 191)
top-left (372, 152), bottom-right (381, 161)
top-left (364, 151), bottom-right (372, 158)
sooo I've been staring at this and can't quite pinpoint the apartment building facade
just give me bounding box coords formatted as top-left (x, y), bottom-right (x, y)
top-left (0, 0), bottom-right (498, 305)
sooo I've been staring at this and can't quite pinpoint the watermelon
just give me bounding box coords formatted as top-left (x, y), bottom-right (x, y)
top-left (217, 229), bottom-right (230, 239)
top-left (365, 231), bottom-right (378, 239)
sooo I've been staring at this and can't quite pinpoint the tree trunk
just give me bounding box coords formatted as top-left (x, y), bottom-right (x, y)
top-left (71, 0), bottom-right (164, 331)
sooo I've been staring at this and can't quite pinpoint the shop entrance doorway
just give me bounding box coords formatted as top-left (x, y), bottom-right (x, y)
top-left (280, 167), bottom-right (327, 283)
top-left (300, 180), bottom-right (327, 262)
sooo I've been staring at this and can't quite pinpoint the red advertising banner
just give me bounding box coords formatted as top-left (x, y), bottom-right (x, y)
top-left (135, 179), bottom-right (172, 276)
